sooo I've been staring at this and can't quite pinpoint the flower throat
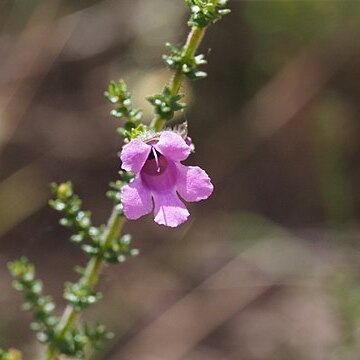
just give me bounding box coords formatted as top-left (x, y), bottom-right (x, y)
top-left (142, 147), bottom-right (168, 176)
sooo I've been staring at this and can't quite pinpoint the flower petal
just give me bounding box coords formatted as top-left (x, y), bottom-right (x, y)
top-left (153, 190), bottom-right (190, 227)
top-left (176, 163), bottom-right (214, 202)
top-left (154, 131), bottom-right (191, 161)
top-left (121, 177), bottom-right (153, 220)
top-left (121, 139), bottom-right (151, 174)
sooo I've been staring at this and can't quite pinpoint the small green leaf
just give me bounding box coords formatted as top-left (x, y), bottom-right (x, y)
top-left (186, 0), bottom-right (230, 27)
top-left (147, 86), bottom-right (186, 121)
top-left (105, 79), bottom-right (143, 140)
top-left (8, 257), bottom-right (58, 344)
top-left (64, 283), bottom-right (102, 311)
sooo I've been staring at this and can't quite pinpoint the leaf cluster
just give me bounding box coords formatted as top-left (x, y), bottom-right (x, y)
top-left (55, 323), bottom-right (113, 359)
top-left (50, 181), bottom-right (139, 262)
top-left (8, 258), bottom-right (58, 344)
top-left (49, 182), bottom-right (96, 245)
top-left (163, 42), bottom-right (207, 80)
top-left (7, 256), bottom-right (117, 357)
top-left (147, 86), bottom-right (185, 120)
top-left (104, 80), bottom-right (144, 139)
top-left (102, 234), bottom-right (139, 264)
top-left (80, 233), bottom-right (139, 264)
top-left (186, 0), bottom-right (231, 28)
top-left (64, 282), bottom-right (102, 312)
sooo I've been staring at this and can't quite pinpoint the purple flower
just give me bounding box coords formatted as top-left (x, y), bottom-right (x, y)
top-left (120, 131), bottom-right (213, 227)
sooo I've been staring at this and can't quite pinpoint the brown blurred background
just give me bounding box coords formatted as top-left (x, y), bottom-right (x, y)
top-left (1, 0), bottom-right (360, 359)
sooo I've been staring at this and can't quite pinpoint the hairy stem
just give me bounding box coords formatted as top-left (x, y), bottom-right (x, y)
top-left (43, 208), bottom-right (123, 360)
top-left (151, 25), bottom-right (206, 131)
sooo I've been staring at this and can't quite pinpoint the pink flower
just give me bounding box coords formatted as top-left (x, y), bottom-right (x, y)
top-left (120, 131), bottom-right (213, 227)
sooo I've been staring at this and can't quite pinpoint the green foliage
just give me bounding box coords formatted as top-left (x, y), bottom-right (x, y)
top-left (103, 234), bottom-right (139, 264)
top-left (149, 1), bottom-right (229, 129)
top-left (83, 323), bottom-right (114, 350)
top-left (56, 323), bottom-right (113, 358)
top-left (186, 0), bottom-right (230, 28)
top-left (80, 233), bottom-right (138, 264)
top-left (147, 86), bottom-right (186, 121)
top-left (121, 123), bottom-right (148, 140)
top-left (49, 182), bottom-right (98, 245)
top-left (105, 79), bottom-right (143, 139)
top-left (50, 180), bottom-right (138, 263)
top-left (49, 182), bottom-right (105, 252)
top-left (56, 329), bottom-right (87, 359)
top-left (9, 191), bottom-right (123, 359)
top-left (64, 283), bottom-right (102, 312)
top-left (163, 42), bottom-right (207, 80)
top-left (8, 258), bottom-right (58, 344)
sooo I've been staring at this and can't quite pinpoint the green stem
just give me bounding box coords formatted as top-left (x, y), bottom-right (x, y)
top-left (151, 25), bottom-right (206, 131)
top-left (43, 208), bottom-right (124, 360)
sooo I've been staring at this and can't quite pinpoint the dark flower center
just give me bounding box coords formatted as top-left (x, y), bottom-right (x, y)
top-left (142, 147), bottom-right (168, 176)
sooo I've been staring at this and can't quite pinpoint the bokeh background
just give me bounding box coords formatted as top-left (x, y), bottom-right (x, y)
top-left (1, 0), bottom-right (360, 359)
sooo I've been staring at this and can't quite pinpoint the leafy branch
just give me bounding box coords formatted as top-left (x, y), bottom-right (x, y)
top-left (104, 79), bottom-right (144, 140)
top-left (9, 183), bottom-right (137, 360)
top-left (8, 258), bottom-right (58, 345)
top-left (43, 183), bottom-right (136, 360)
top-left (150, 0), bottom-right (230, 131)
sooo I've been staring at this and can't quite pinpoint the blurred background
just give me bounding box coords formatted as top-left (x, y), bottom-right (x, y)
top-left (1, 0), bottom-right (360, 359)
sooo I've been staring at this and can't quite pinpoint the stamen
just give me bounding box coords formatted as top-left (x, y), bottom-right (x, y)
top-left (152, 147), bottom-right (161, 173)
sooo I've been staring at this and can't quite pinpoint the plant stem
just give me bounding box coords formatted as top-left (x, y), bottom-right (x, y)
top-left (43, 208), bottom-right (123, 360)
top-left (151, 25), bottom-right (206, 131)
